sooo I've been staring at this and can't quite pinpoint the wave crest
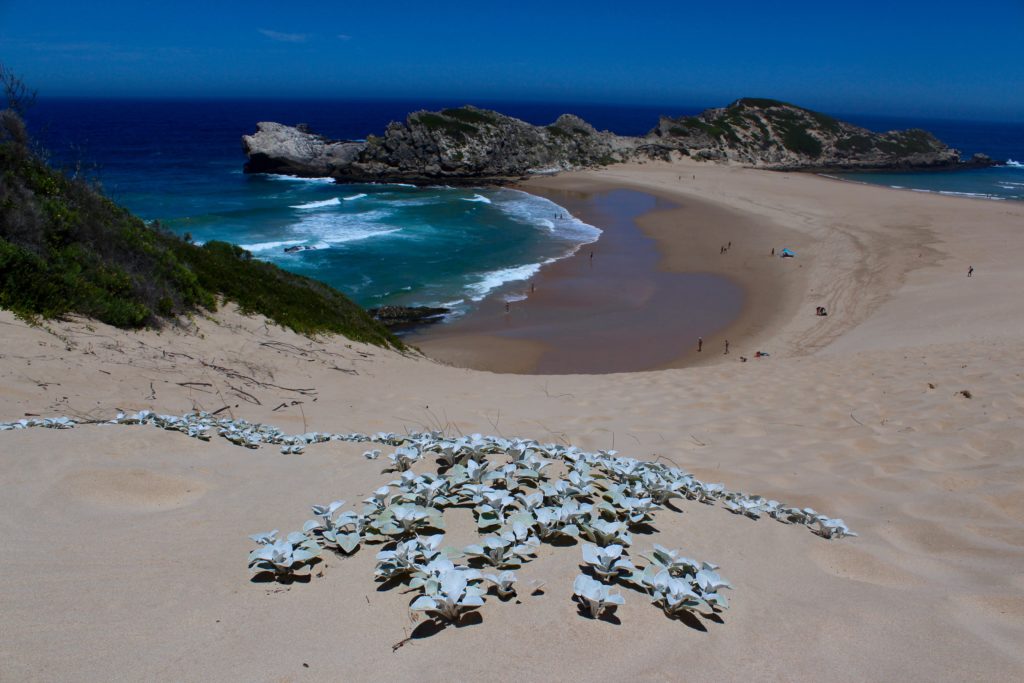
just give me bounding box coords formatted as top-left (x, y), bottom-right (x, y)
top-left (290, 197), bottom-right (340, 209)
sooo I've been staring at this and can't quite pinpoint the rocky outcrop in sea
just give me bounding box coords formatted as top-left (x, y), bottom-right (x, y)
top-left (242, 99), bottom-right (996, 183)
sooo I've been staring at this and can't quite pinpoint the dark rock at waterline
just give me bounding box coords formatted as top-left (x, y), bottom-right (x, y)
top-left (966, 153), bottom-right (998, 168)
top-left (283, 245), bottom-right (317, 253)
top-left (367, 305), bottom-right (450, 329)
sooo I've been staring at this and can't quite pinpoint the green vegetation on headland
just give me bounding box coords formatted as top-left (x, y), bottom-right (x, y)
top-left (651, 97), bottom-right (963, 166)
top-left (0, 73), bottom-right (401, 348)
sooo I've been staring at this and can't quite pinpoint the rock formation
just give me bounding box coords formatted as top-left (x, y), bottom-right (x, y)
top-left (648, 98), bottom-right (991, 170)
top-left (242, 100), bottom-right (996, 182)
top-left (367, 305), bottom-right (449, 329)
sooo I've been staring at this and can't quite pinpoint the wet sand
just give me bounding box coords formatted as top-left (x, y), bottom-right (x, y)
top-left (411, 183), bottom-right (794, 373)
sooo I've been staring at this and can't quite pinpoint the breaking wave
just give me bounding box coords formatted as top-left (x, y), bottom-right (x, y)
top-left (290, 197), bottom-right (341, 209)
top-left (267, 174), bottom-right (335, 184)
top-left (467, 263), bottom-right (542, 302)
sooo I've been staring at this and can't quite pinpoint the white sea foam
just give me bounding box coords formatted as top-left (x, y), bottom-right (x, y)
top-left (1004, 159), bottom-right (1023, 168)
top-left (292, 211), bottom-right (403, 246)
top-left (467, 263), bottom-right (542, 302)
top-left (496, 189), bottom-right (602, 245)
top-left (343, 193), bottom-right (368, 201)
top-left (267, 174), bottom-right (336, 184)
top-left (241, 239), bottom-right (307, 252)
top-left (290, 197), bottom-right (341, 209)
top-left (461, 193), bottom-right (492, 204)
top-left (937, 190), bottom-right (1003, 200)
top-left (906, 187), bottom-right (1003, 201)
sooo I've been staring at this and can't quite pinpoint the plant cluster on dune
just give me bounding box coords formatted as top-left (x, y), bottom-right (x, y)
top-left (0, 410), bottom-right (856, 633)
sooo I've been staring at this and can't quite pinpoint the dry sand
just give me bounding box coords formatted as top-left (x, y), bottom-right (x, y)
top-left (2, 159), bottom-right (1023, 681)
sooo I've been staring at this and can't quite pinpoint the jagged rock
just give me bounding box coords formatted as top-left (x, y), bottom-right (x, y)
top-left (243, 106), bottom-right (639, 183)
top-left (242, 100), bottom-right (995, 181)
top-left (242, 122), bottom-right (364, 177)
top-left (368, 305), bottom-right (449, 329)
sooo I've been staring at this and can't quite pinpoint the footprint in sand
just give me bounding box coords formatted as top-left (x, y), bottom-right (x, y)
top-left (59, 468), bottom-right (207, 511)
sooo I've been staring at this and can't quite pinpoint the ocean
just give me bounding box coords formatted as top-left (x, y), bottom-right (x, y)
top-left (28, 99), bottom-right (1024, 316)
top-left (829, 115), bottom-right (1024, 201)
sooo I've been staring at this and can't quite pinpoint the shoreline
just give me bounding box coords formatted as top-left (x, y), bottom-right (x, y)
top-left (410, 168), bottom-right (809, 373)
top-left (816, 169), bottom-right (1020, 203)
top-left (523, 173), bottom-right (810, 368)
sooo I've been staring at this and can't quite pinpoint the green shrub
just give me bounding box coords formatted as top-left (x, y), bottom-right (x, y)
top-left (414, 113), bottom-right (478, 141)
top-left (440, 108), bottom-right (496, 125)
top-left (781, 127), bottom-right (823, 157)
top-left (546, 125), bottom-right (572, 139)
top-left (835, 135), bottom-right (874, 153)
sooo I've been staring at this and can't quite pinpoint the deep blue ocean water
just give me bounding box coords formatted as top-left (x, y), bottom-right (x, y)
top-left (26, 99), bottom-right (1023, 312)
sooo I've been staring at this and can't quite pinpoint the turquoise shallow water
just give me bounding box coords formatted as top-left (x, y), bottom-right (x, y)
top-left (173, 176), bottom-right (600, 314)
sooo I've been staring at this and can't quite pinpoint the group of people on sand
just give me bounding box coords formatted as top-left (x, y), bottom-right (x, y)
top-left (719, 241), bottom-right (732, 255)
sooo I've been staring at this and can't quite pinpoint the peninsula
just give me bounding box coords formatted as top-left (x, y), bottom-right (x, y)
top-left (242, 98), bottom-right (996, 183)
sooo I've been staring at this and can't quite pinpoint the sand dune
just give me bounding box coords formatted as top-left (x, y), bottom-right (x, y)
top-left (2, 160), bottom-right (1023, 680)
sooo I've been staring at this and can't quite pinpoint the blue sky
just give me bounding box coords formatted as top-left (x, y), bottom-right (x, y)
top-left (2, 0), bottom-right (1022, 120)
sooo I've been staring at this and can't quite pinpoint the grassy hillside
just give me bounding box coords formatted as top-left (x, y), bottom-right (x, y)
top-left (0, 108), bottom-right (401, 348)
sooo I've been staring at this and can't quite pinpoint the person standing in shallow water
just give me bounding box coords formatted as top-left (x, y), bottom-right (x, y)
top-left (968, 266), bottom-right (974, 277)
top-left (697, 337), bottom-right (703, 352)
top-left (724, 339), bottom-right (730, 355)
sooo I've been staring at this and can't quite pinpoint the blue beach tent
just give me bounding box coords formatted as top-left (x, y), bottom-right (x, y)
top-left (779, 248), bottom-right (796, 257)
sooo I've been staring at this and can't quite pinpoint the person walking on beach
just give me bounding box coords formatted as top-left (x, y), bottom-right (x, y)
top-left (772, 247), bottom-right (775, 256)
top-left (724, 339), bottom-right (730, 355)
top-left (697, 337), bottom-right (703, 353)
top-left (968, 266), bottom-right (974, 277)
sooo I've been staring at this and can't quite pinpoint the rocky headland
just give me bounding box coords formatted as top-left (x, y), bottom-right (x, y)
top-left (242, 98), bottom-right (996, 183)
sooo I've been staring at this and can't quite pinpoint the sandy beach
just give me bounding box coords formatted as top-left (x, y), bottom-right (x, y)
top-left (2, 159), bottom-right (1024, 681)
